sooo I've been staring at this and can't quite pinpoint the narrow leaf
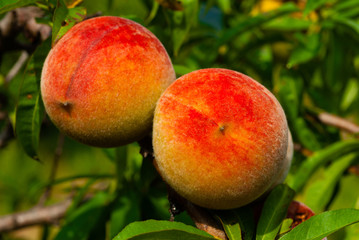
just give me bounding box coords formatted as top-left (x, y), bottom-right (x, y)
top-left (331, 16), bottom-right (359, 36)
top-left (217, 2), bottom-right (298, 46)
top-left (215, 211), bottom-right (242, 240)
top-left (15, 38), bottom-right (51, 160)
top-left (0, 0), bottom-right (37, 14)
top-left (234, 206), bottom-right (255, 240)
top-left (304, 0), bottom-right (329, 15)
top-left (279, 209), bottom-right (359, 240)
top-left (288, 33), bottom-right (320, 67)
top-left (215, 205), bottom-right (255, 240)
top-left (256, 184), bottom-right (295, 240)
top-left (113, 220), bottom-right (216, 240)
top-left (303, 153), bottom-right (358, 213)
top-left (288, 140), bottom-right (359, 192)
top-left (52, 0), bottom-right (86, 45)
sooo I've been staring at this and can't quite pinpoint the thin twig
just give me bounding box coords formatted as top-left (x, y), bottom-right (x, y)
top-left (318, 112), bottom-right (359, 135)
top-left (0, 198), bottom-right (72, 233)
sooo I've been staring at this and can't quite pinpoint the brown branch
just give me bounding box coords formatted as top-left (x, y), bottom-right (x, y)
top-left (317, 112), bottom-right (359, 135)
top-left (168, 187), bottom-right (228, 240)
top-left (0, 198), bottom-right (72, 233)
top-left (0, 6), bottom-right (51, 42)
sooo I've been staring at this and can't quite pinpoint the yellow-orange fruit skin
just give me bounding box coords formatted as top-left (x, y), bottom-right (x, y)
top-left (41, 16), bottom-right (175, 147)
top-left (153, 68), bottom-right (288, 209)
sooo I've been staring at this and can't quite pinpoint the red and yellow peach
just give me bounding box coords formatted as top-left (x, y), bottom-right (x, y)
top-left (41, 16), bottom-right (175, 147)
top-left (153, 68), bottom-right (289, 209)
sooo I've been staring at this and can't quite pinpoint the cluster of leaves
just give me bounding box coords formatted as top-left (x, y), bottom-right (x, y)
top-left (1, 0), bottom-right (359, 239)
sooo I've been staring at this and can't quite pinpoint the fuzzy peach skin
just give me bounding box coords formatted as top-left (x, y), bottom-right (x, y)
top-left (41, 16), bottom-right (175, 147)
top-left (153, 68), bottom-right (289, 209)
top-left (271, 130), bottom-right (293, 187)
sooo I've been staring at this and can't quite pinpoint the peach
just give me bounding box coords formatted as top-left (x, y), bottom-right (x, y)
top-left (41, 16), bottom-right (175, 147)
top-left (270, 130), bottom-right (293, 189)
top-left (153, 68), bottom-right (289, 209)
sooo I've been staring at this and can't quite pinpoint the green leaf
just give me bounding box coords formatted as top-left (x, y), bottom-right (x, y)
top-left (52, 0), bottom-right (86, 45)
top-left (293, 118), bottom-right (321, 151)
top-left (340, 78), bottom-right (359, 111)
top-left (216, 0), bottom-right (231, 14)
top-left (214, 206), bottom-right (255, 240)
top-left (256, 184), bottom-right (295, 240)
top-left (274, 68), bottom-right (302, 122)
top-left (215, 211), bottom-right (242, 240)
top-left (110, 188), bottom-right (142, 239)
top-left (304, 0), bottom-right (330, 15)
top-left (332, 0), bottom-right (359, 18)
top-left (330, 175), bottom-right (359, 211)
top-left (171, 0), bottom-right (199, 56)
top-left (54, 192), bottom-right (112, 240)
top-left (288, 140), bottom-right (359, 192)
top-left (279, 209), bottom-right (359, 240)
top-left (217, 2), bottom-right (299, 46)
top-left (331, 16), bottom-right (359, 37)
top-left (234, 206), bottom-right (255, 240)
top-left (321, 30), bottom-right (351, 94)
top-left (303, 153), bottom-right (358, 213)
top-left (113, 220), bottom-right (216, 240)
top-left (279, 219), bottom-right (293, 235)
top-left (288, 33), bottom-right (320, 67)
top-left (0, 0), bottom-right (37, 14)
top-left (263, 17), bottom-right (311, 32)
top-left (15, 38), bottom-right (51, 160)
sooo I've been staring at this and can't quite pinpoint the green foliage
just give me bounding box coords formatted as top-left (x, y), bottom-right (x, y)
top-left (113, 220), bottom-right (216, 240)
top-left (15, 38), bottom-right (51, 160)
top-left (255, 185), bottom-right (295, 240)
top-left (279, 209), bottom-right (359, 240)
top-left (1, 0), bottom-right (359, 239)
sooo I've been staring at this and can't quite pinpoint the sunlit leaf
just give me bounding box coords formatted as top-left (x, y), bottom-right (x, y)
top-left (113, 220), bottom-right (216, 240)
top-left (288, 140), bottom-right (359, 192)
top-left (0, 0), bottom-right (37, 14)
top-left (304, 0), bottom-right (329, 15)
top-left (215, 210), bottom-right (242, 240)
top-left (279, 209), bottom-right (359, 240)
top-left (303, 154), bottom-right (358, 213)
top-left (340, 78), bottom-right (359, 111)
top-left (52, 0), bottom-right (86, 45)
top-left (256, 184), bottom-right (295, 240)
top-left (264, 17), bottom-right (311, 31)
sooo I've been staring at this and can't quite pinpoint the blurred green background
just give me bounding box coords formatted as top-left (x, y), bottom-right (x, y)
top-left (1, 0), bottom-right (359, 239)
